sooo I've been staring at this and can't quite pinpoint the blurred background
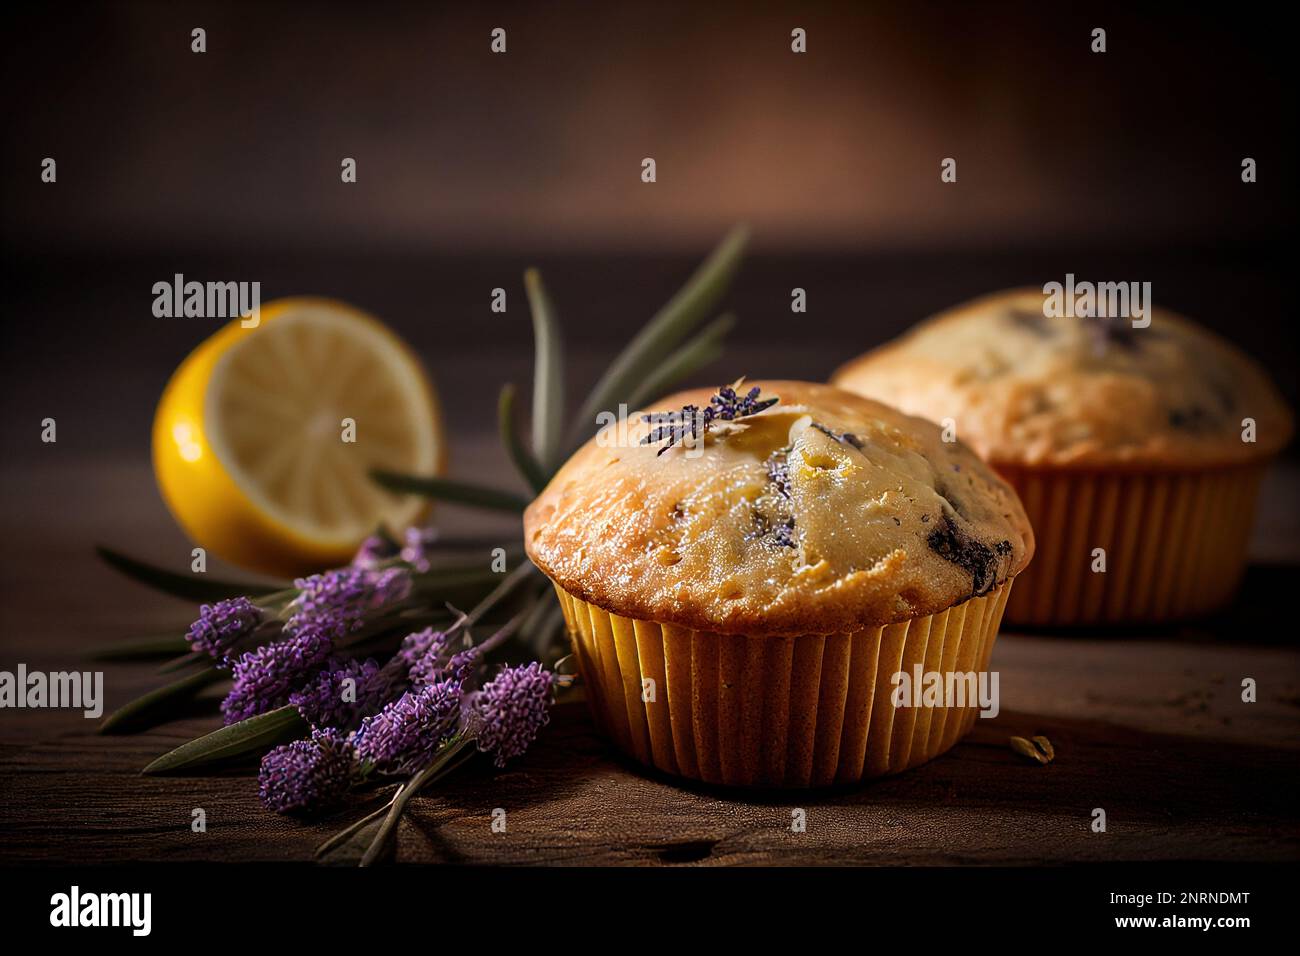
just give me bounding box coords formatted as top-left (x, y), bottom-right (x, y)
top-left (2, 1), bottom-right (1296, 560)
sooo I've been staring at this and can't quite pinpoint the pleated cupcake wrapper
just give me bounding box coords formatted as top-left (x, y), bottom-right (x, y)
top-left (997, 463), bottom-right (1265, 626)
top-left (552, 581), bottom-right (1012, 788)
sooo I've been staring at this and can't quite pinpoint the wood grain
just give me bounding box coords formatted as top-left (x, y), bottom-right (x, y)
top-left (2, 632), bottom-right (1297, 865)
top-left (1, 453), bottom-right (1298, 865)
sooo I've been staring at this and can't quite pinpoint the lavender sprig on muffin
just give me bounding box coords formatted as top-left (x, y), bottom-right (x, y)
top-left (641, 381), bottom-right (779, 455)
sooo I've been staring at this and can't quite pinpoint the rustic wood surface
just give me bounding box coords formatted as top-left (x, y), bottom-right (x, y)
top-left (2, 447), bottom-right (1298, 866)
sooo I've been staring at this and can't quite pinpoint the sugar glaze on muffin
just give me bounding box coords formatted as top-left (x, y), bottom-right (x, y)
top-left (525, 381), bottom-right (1033, 634)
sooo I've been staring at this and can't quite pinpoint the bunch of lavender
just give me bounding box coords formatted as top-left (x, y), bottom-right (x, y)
top-left (260, 647), bottom-right (556, 868)
top-left (236, 592), bottom-right (561, 868)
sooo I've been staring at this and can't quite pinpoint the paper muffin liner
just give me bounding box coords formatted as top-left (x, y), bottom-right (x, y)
top-left (550, 581), bottom-right (1012, 788)
top-left (996, 463), bottom-right (1266, 626)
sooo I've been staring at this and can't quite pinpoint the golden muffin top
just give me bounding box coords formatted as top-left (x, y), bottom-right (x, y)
top-left (832, 289), bottom-right (1292, 469)
top-left (524, 381), bottom-right (1033, 635)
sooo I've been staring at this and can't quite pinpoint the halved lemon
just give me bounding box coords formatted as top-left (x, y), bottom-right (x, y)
top-left (152, 298), bottom-right (444, 578)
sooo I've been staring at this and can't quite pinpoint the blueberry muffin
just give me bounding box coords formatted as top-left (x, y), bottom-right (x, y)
top-left (524, 381), bottom-right (1033, 787)
top-left (833, 289), bottom-right (1292, 625)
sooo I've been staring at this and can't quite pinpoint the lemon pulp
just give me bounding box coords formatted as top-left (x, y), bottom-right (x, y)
top-left (152, 298), bottom-right (444, 577)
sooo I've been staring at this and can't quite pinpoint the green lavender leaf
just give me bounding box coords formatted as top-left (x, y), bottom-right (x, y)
top-left (141, 705), bottom-right (308, 775)
top-left (370, 470), bottom-right (530, 512)
top-left (98, 667), bottom-right (224, 735)
top-left (624, 312), bottom-right (734, 411)
top-left (497, 383), bottom-right (547, 492)
top-left (524, 268), bottom-right (565, 473)
top-left (95, 545), bottom-right (284, 602)
top-left (89, 633), bottom-right (192, 661)
top-left (569, 225), bottom-right (749, 447)
top-left (156, 650), bottom-right (207, 674)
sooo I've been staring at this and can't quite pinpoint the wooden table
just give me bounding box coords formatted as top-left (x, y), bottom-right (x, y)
top-left (2, 452), bottom-right (1297, 865)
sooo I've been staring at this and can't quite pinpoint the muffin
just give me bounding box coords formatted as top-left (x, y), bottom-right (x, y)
top-left (524, 381), bottom-right (1033, 788)
top-left (832, 289), bottom-right (1293, 626)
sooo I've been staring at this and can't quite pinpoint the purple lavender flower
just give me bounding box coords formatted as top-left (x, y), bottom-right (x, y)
top-left (641, 382), bottom-right (778, 455)
top-left (396, 621), bottom-right (472, 688)
top-left (258, 728), bottom-right (354, 814)
top-left (289, 657), bottom-right (397, 731)
top-left (710, 383), bottom-right (779, 421)
top-left (186, 597), bottom-right (264, 662)
top-left (445, 647), bottom-right (482, 683)
top-left (397, 625), bottom-right (450, 669)
top-left (289, 566), bottom-right (413, 633)
top-left (351, 533), bottom-right (400, 569)
top-left (353, 679), bottom-right (463, 775)
top-left (464, 662), bottom-right (553, 768)
top-left (400, 526), bottom-right (439, 573)
top-left (221, 624), bottom-right (336, 724)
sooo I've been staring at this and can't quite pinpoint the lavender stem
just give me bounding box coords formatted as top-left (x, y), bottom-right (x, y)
top-left (464, 562), bottom-right (536, 629)
top-left (473, 609), bottom-right (530, 659)
top-left (314, 793), bottom-right (399, 859)
top-left (359, 737), bottom-right (474, 867)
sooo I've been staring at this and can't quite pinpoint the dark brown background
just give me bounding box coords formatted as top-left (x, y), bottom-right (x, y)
top-left (2, 1), bottom-right (1296, 462)
top-left (1, 1), bottom-right (1297, 866)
